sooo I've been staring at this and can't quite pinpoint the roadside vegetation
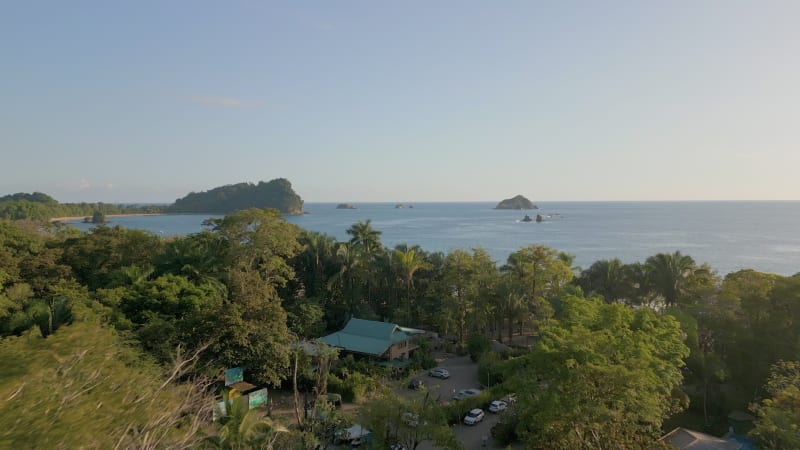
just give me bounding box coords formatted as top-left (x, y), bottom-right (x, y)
top-left (0, 211), bottom-right (798, 449)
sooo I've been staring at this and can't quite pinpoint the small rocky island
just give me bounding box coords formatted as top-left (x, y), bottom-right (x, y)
top-left (494, 195), bottom-right (538, 210)
top-left (336, 203), bottom-right (357, 209)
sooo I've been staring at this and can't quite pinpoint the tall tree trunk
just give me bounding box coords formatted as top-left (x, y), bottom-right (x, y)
top-left (293, 351), bottom-right (303, 428)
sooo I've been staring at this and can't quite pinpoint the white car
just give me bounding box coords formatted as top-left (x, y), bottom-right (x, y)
top-left (463, 408), bottom-right (485, 425)
top-left (488, 400), bottom-right (508, 413)
top-left (428, 367), bottom-right (450, 379)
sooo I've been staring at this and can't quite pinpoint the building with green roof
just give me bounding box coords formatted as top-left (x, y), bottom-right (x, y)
top-left (318, 318), bottom-right (421, 360)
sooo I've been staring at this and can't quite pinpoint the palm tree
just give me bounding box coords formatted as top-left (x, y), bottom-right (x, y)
top-left (578, 259), bottom-right (629, 303)
top-left (346, 220), bottom-right (383, 306)
top-left (157, 232), bottom-right (227, 299)
top-left (346, 220), bottom-right (382, 256)
top-left (393, 247), bottom-right (432, 323)
top-left (645, 251), bottom-right (699, 307)
top-left (208, 396), bottom-right (288, 449)
top-left (298, 232), bottom-right (336, 297)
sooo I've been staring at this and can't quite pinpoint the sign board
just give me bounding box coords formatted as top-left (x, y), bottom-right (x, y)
top-left (248, 388), bottom-right (269, 409)
top-left (213, 401), bottom-right (227, 421)
top-left (224, 367), bottom-right (244, 386)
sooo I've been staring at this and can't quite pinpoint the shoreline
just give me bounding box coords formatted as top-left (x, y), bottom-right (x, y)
top-left (49, 213), bottom-right (164, 222)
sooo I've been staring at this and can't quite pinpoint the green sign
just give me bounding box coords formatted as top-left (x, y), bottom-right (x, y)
top-left (248, 388), bottom-right (268, 409)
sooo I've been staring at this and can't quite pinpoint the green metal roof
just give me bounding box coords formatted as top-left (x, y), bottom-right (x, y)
top-left (318, 318), bottom-right (414, 357)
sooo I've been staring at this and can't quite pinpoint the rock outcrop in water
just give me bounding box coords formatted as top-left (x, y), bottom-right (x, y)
top-left (494, 195), bottom-right (537, 210)
top-left (336, 203), bottom-right (357, 209)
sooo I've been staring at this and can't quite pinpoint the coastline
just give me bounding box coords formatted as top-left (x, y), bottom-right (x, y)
top-left (49, 213), bottom-right (164, 223)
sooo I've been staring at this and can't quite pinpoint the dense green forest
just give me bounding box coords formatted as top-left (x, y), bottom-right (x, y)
top-left (0, 192), bottom-right (164, 221)
top-left (0, 213), bottom-right (798, 449)
top-left (0, 178), bottom-right (304, 222)
top-left (168, 178), bottom-right (304, 214)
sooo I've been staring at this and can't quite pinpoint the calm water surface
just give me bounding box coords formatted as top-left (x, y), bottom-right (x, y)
top-left (64, 202), bottom-right (800, 275)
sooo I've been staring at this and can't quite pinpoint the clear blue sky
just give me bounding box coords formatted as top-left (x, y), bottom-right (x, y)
top-left (2, 1), bottom-right (798, 203)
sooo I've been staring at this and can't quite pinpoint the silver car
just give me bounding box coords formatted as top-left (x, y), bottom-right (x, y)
top-left (428, 367), bottom-right (450, 379)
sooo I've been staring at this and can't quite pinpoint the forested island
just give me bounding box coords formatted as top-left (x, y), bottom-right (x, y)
top-left (0, 213), bottom-right (797, 449)
top-left (169, 178), bottom-right (303, 214)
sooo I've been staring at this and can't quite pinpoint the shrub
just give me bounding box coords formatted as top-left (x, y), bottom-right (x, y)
top-left (467, 335), bottom-right (491, 362)
top-left (409, 339), bottom-right (436, 371)
top-left (477, 352), bottom-right (507, 388)
top-left (490, 414), bottom-right (519, 445)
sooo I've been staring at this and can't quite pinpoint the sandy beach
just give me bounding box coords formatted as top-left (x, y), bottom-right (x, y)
top-left (49, 213), bottom-right (164, 222)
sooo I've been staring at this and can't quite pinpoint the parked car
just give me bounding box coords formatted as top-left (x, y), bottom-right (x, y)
top-left (488, 400), bottom-right (508, 413)
top-left (463, 408), bottom-right (486, 425)
top-left (408, 378), bottom-right (424, 390)
top-left (453, 388), bottom-right (482, 401)
top-left (428, 367), bottom-right (450, 379)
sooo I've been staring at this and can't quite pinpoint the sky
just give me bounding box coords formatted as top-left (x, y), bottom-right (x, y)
top-left (2, 1), bottom-right (799, 203)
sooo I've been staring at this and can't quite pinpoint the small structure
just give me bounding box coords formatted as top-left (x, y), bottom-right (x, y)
top-left (658, 427), bottom-right (743, 450)
top-left (318, 318), bottom-right (421, 360)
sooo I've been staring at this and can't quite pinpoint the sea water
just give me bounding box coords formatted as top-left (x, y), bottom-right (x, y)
top-left (62, 201), bottom-right (800, 276)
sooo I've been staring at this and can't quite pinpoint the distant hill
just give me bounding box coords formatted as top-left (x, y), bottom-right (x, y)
top-left (168, 178), bottom-right (304, 215)
top-left (494, 195), bottom-right (537, 210)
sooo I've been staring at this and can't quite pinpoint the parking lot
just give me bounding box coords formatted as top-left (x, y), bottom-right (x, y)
top-left (402, 354), bottom-right (504, 450)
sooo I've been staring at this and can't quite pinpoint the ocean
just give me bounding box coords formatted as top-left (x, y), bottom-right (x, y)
top-left (61, 201), bottom-right (800, 276)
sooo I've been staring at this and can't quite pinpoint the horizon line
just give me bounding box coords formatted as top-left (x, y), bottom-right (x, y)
top-left (34, 198), bottom-right (800, 205)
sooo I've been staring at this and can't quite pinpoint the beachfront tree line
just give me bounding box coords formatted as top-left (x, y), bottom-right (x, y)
top-left (0, 211), bottom-right (798, 448)
top-left (0, 191), bottom-right (163, 221)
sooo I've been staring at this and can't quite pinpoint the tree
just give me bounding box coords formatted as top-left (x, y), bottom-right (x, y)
top-left (645, 251), bottom-right (705, 307)
top-left (359, 391), bottom-right (460, 450)
top-left (91, 210), bottom-right (106, 224)
top-left (59, 225), bottom-right (162, 290)
top-left (576, 258), bottom-right (630, 303)
top-left (204, 209), bottom-right (302, 386)
top-left (440, 248), bottom-right (496, 345)
top-left (502, 245), bottom-right (573, 333)
top-left (156, 231), bottom-right (228, 298)
top-left (346, 220), bottom-right (384, 307)
top-left (509, 296), bottom-right (689, 449)
top-left (0, 321), bottom-right (213, 449)
top-left (393, 247), bottom-right (432, 324)
top-left (346, 219), bottom-right (383, 257)
top-left (295, 231), bottom-right (337, 299)
top-left (207, 395), bottom-right (289, 450)
top-left (750, 361), bottom-right (800, 449)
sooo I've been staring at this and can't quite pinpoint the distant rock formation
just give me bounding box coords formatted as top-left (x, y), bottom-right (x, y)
top-left (336, 203), bottom-right (357, 209)
top-left (521, 214), bottom-right (533, 222)
top-left (494, 195), bottom-right (537, 210)
top-left (536, 214), bottom-right (543, 223)
top-left (395, 204), bottom-right (405, 209)
top-left (169, 178), bottom-right (304, 215)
